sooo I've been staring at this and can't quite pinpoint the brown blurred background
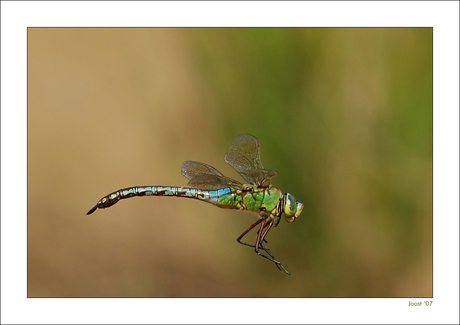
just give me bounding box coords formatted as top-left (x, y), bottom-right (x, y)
top-left (28, 28), bottom-right (432, 297)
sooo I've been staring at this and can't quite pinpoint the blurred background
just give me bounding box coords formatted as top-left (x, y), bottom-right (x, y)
top-left (28, 28), bottom-right (432, 297)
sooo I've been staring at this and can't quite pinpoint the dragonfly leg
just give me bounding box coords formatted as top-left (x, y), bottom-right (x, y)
top-left (236, 219), bottom-right (276, 261)
top-left (236, 219), bottom-right (274, 257)
top-left (236, 217), bottom-right (290, 274)
top-left (236, 218), bottom-right (264, 248)
top-left (254, 219), bottom-right (291, 275)
top-left (255, 228), bottom-right (269, 244)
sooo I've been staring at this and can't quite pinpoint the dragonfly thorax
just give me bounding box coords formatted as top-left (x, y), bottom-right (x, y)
top-left (241, 186), bottom-right (302, 224)
top-left (241, 185), bottom-right (281, 214)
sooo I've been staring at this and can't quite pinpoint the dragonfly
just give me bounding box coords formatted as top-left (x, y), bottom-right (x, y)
top-left (87, 134), bottom-right (303, 274)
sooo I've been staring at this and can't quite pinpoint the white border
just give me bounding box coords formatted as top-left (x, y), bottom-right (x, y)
top-left (2, 1), bottom-right (459, 324)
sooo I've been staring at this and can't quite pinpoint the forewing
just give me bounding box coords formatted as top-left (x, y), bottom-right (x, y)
top-left (224, 134), bottom-right (278, 186)
top-left (181, 161), bottom-right (243, 190)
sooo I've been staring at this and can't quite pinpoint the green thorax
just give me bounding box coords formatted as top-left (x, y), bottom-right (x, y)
top-left (239, 186), bottom-right (282, 213)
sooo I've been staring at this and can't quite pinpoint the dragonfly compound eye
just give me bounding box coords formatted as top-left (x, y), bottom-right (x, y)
top-left (284, 193), bottom-right (303, 223)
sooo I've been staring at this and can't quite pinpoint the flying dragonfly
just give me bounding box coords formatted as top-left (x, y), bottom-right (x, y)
top-left (87, 134), bottom-right (303, 274)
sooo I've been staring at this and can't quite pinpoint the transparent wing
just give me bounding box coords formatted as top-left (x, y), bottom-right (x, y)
top-left (181, 160), bottom-right (244, 190)
top-left (224, 134), bottom-right (278, 187)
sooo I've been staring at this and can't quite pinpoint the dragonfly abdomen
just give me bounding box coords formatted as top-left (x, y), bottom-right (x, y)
top-left (86, 186), bottom-right (243, 215)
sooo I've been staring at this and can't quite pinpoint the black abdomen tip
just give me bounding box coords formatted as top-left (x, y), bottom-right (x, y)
top-left (86, 205), bottom-right (98, 215)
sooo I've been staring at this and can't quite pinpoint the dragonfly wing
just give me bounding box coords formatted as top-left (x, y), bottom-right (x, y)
top-left (182, 160), bottom-right (224, 179)
top-left (239, 169), bottom-right (278, 187)
top-left (181, 161), bottom-right (244, 190)
top-left (224, 134), bottom-right (278, 186)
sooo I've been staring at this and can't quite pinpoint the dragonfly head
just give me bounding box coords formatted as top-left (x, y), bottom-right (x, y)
top-left (283, 193), bottom-right (304, 223)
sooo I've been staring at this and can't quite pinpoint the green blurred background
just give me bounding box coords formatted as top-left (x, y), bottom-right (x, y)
top-left (28, 28), bottom-right (432, 297)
